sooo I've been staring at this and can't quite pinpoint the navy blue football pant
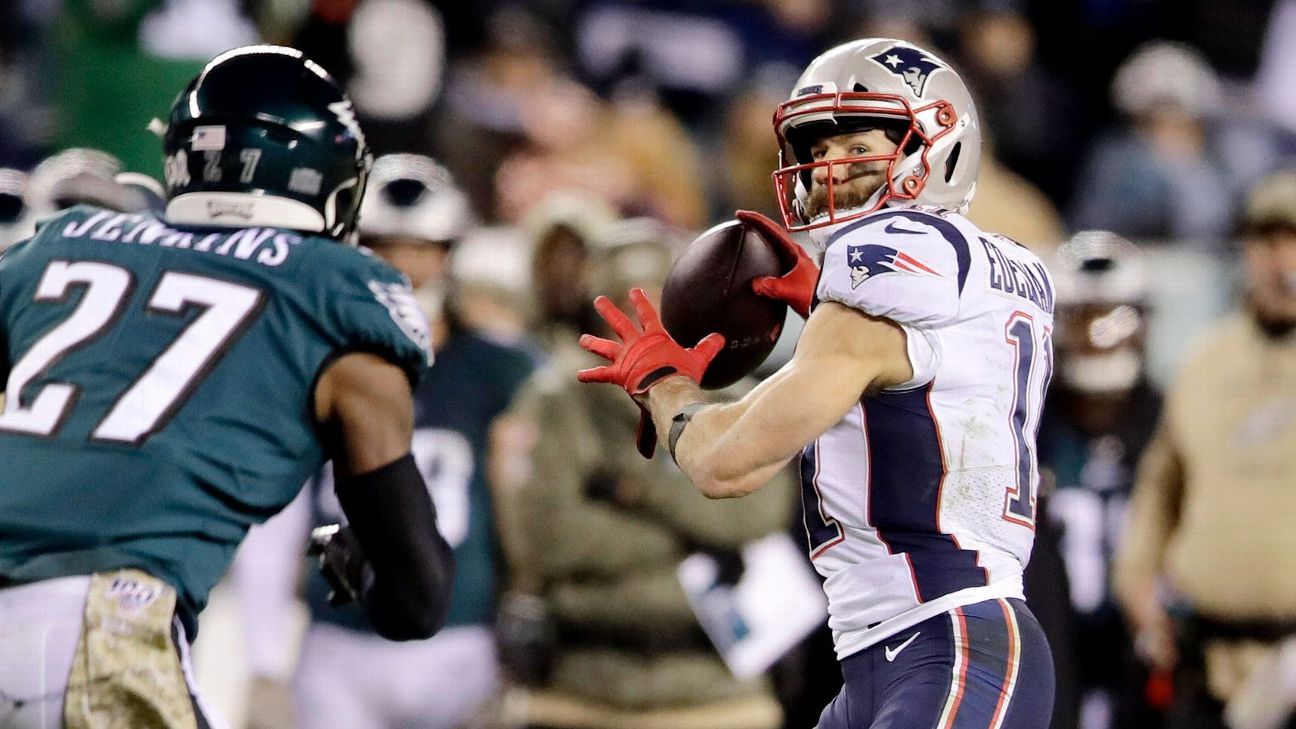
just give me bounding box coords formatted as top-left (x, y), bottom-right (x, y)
top-left (816, 598), bottom-right (1054, 729)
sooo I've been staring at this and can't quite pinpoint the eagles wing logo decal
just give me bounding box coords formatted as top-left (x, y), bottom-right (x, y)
top-left (870, 46), bottom-right (944, 96)
top-left (847, 244), bottom-right (942, 288)
top-left (369, 280), bottom-right (433, 363)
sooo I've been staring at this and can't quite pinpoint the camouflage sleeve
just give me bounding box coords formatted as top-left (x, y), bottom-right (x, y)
top-left (510, 375), bottom-right (684, 581)
top-left (321, 248), bottom-right (434, 386)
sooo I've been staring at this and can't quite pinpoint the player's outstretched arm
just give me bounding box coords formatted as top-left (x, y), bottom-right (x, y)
top-left (314, 352), bottom-right (455, 641)
top-left (648, 302), bottom-right (912, 498)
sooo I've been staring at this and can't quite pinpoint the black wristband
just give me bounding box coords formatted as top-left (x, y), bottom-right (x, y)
top-left (334, 452), bottom-right (455, 640)
top-left (667, 402), bottom-right (707, 464)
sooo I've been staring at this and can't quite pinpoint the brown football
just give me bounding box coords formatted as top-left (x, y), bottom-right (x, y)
top-left (661, 219), bottom-right (788, 389)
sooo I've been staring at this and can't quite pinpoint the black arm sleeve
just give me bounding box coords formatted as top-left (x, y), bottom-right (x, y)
top-left (334, 453), bottom-right (455, 641)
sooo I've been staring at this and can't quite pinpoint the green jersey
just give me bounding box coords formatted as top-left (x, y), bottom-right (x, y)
top-left (0, 206), bottom-right (431, 629)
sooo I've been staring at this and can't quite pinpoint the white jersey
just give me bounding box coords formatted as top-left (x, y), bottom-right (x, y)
top-left (802, 205), bottom-right (1054, 660)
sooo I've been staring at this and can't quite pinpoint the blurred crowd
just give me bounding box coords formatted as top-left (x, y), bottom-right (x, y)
top-left (2, 0), bottom-right (1296, 728)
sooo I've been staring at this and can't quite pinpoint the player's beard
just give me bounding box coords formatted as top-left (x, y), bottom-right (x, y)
top-left (805, 168), bottom-right (889, 220)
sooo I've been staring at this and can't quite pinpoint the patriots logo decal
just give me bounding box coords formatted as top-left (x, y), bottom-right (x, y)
top-left (870, 46), bottom-right (944, 96)
top-left (847, 244), bottom-right (942, 288)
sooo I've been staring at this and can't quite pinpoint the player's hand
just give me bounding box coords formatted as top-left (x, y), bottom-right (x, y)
top-left (308, 524), bottom-right (373, 607)
top-left (578, 288), bottom-right (724, 396)
top-left (1133, 618), bottom-right (1179, 673)
top-left (1127, 591), bottom-right (1179, 672)
top-left (738, 210), bottom-right (818, 319)
top-left (578, 289), bottom-right (723, 458)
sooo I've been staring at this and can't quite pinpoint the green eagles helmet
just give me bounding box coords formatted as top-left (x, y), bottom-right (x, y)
top-left (158, 45), bottom-right (372, 242)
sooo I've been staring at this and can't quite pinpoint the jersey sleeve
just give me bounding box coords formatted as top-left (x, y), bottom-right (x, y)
top-left (815, 211), bottom-right (969, 327)
top-left (320, 247), bottom-right (434, 385)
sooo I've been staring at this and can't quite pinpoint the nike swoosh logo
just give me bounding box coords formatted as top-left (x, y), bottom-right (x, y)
top-left (884, 221), bottom-right (925, 235)
top-left (884, 631), bottom-right (921, 662)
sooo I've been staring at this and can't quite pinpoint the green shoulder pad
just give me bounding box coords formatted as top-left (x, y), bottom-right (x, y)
top-left (312, 243), bottom-right (434, 385)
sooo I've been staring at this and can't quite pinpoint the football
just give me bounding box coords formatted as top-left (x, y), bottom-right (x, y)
top-left (661, 219), bottom-right (788, 389)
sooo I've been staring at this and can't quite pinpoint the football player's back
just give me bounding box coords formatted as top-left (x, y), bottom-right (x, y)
top-left (0, 204), bottom-right (427, 625)
top-left (0, 45), bottom-right (454, 729)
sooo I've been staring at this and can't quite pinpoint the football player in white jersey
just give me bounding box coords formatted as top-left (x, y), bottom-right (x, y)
top-left (578, 38), bottom-right (1056, 729)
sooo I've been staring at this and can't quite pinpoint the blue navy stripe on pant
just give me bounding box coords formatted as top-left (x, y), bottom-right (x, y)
top-left (816, 598), bottom-right (1054, 729)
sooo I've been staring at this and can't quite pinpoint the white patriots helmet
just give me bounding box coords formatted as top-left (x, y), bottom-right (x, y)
top-left (358, 154), bottom-right (472, 245)
top-left (773, 38), bottom-right (982, 231)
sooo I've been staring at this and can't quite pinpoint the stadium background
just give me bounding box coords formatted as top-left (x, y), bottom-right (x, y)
top-left (0, 0), bottom-right (1293, 727)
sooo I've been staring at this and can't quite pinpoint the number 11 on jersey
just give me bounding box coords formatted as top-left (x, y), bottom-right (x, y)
top-left (1003, 311), bottom-right (1052, 529)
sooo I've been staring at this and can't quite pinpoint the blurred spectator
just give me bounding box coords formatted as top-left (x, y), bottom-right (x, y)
top-left (237, 155), bottom-right (535, 729)
top-left (845, 0), bottom-right (957, 50)
top-left (292, 0), bottom-right (477, 155)
top-left (570, 0), bottom-right (828, 129)
top-left (718, 70), bottom-right (798, 220)
top-left (432, 7), bottom-right (563, 219)
top-left (966, 149), bottom-right (1065, 254)
top-left (491, 75), bottom-right (708, 229)
top-left (1114, 169), bottom-right (1296, 729)
top-left (523, 193), bottom-right (618, 355)
top-left (49, 0), bottom-right (259, 177)
top-left (447, 225), bottom-right (538, 344)
top-left (0, 12), bottom-right (42, 169)
top-left (1069, 40), bottom-right (1295, 246)
top-left (490, 77), bottom-right (634, 223)
top-left (1029, 232), bottom-right (1166, 729)
top-left (602, 87), bottom-right (710, 228)
top-left (1025, 0), bottom-right (1161, 139)
top-left (957, 6), bottom-right (1085, 207)
top-left (1254, 0), bottom-right (1296, 134)
top-left (433, 7), bottom-right (708, 228)
top-left (1158, 0), bottom-right (1279, 81)
top-left (496, 220), bottom-right (795, 713)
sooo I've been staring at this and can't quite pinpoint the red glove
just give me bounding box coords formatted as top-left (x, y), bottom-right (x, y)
top-left (578, 289), bottom-right (725, 458)
top-left (738, 210), bottom-right (819, 319)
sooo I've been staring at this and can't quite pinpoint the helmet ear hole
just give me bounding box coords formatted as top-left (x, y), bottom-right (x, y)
top-left (944, 142), bottom-right (962, 183)
top-left (383, 178), bottom-right (429, 207)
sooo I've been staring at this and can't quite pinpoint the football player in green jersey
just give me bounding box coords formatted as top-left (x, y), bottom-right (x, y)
top-left (238, 154), bottom-right (536, 729)
top-left (0, 45), bottom-right (454, 729)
